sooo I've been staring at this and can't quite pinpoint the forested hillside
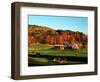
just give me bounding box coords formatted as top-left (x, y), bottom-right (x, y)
top-left (28, 25), bottom-right (87, 47)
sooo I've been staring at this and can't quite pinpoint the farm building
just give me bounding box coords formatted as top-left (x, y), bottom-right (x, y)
top-left (54, 45), bottom-right (64, 50)
top-left (65, 43), bottom-right (83, 50)
top-left (72, 43), bottom-right (80, 50)
top-left (54, 43), bottom-right (84, 50)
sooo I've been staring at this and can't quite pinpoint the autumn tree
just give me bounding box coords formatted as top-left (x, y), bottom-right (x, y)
top-left (28, 25), bottom-right (87, 47)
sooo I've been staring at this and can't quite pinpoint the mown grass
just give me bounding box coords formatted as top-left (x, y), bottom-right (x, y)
top-left (28, 43), bottom-right (87, 57)
top-left (28, 43), bottom-right (87, 66)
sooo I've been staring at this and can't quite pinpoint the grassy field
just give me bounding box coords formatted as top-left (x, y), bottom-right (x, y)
top-left (28, 43), bottom-right (87, 66)
top-left (28, 44), bottom-right (87, 57)
top-left (28, 57), bottom-right (86, 66)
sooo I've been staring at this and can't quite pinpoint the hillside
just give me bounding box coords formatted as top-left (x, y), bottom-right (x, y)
top-left (28, 25), bottom-right (87, 46)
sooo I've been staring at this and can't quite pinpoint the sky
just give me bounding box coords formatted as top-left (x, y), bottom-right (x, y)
top-left (28, 15), bottom-right (88, 34)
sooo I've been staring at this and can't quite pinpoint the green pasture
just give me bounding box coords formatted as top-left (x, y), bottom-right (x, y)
top-left (28, 44), bottom-right (87, 57)
top-left (28, 44), bottom-right (87, 66)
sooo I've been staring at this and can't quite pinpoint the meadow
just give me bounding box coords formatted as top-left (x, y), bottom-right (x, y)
top-left (28, 44), bottom-right (87, 66)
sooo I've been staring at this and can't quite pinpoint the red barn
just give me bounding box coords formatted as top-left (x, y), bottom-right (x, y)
top-left (54, 45), bottom-right (64, 50)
